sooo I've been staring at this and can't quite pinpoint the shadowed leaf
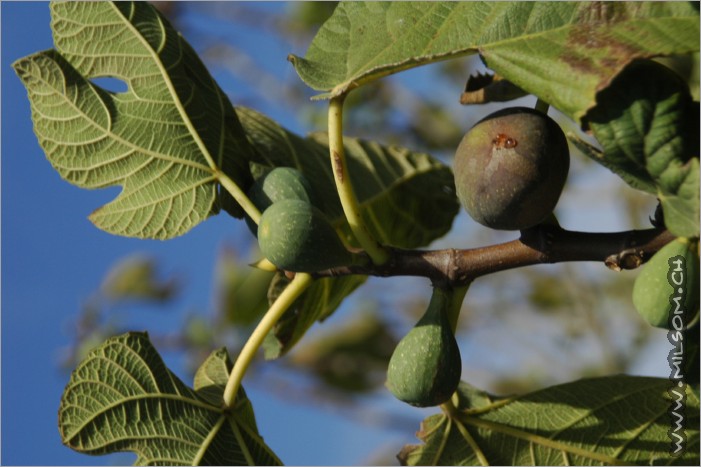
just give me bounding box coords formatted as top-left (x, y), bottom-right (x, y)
top-left (586, 60), bottom-right (699, 238)
top-left (399, 375), bottom-right (699, 466)
top-left (12, 1), bottom-right (253, 239)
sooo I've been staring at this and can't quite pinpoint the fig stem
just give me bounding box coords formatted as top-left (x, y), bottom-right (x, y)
top-left (327, 96), bottom-right (389, 265)
top-left (434, 282), bottom-right (470, 333)
top-left (452, 415), bottom-right (490, 467)
top-left (216, 170), bottom-right (262, 224)
top-left (222, 272), bottom-right (314, 408)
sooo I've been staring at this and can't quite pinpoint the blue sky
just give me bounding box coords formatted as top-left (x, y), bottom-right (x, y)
top-left (2, 2), bottom-right (673, 466)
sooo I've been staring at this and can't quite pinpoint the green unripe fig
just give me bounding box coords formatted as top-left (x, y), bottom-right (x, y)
top-left (257, 199), bottom-right (353, 272)
top-left (249, 167), bottom-right (315, 209)
top-left (633, 238), bottom-right (699, 329)
top-left (453, 107), bottom-right (569, 230)
top-left (386, 287), bottom-right (462, 407)
top-left (245, 167), bottom-right (316, 234)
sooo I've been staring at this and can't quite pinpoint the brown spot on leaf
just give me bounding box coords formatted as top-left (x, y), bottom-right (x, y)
top-left (563, 3), bottom-right (641, 80)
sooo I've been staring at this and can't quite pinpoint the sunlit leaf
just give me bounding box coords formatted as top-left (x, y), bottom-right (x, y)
top-left (290, 2), bottom-right (699, 123)
top-left (12, 1), bottom-right (253, 239)
top-left (399, 375), bottom-right (700, 466)
top-left (58, 332), bottom-right (281, 465)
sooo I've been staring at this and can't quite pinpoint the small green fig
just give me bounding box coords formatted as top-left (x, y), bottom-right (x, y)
top-left (248, 167), bottom-right (315, 210)
top-left (386, 287), bottom-right (462, 407)
top-left (453, 107), bottom-right (569, 230)
top-left (633, 238), bottom-right (699, 329)
top-left (246, 167), bottom-right (316, 234)
top-left (257, 199), bottom-right (353, 272)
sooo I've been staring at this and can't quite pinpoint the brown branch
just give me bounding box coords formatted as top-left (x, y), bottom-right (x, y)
top-left (319, 225), bottom-right (675, 287)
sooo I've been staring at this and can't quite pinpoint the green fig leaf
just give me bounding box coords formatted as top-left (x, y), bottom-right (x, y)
top-left (59, 332), bottom-right (281, 465)
top-left (586, 60), bottom-right (700, 237)
top-left (290, 2), bottom-right (699, 123)
top-left (400, 375), bottom-right (700, 466)
top-left (193, 347), bottom-right (259, 433)
top-left (12, 1), bottom-right (254, 239)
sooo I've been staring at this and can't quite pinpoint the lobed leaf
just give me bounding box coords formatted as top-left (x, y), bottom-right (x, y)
top-left (400, 375), bottom-right (700, 466)
top-left (58, 332), bottom-right (281, 466)
top-left (290, 2), bottom-right (699, 123)
top-left (12, 1), bottom-right (253, 239)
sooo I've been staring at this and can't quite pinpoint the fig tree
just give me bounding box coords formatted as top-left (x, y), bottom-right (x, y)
top-left (453, 107), bottom-right (569, 230)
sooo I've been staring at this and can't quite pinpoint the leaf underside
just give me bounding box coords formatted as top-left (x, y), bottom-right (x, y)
top-left (13, 1), bottom-right (253, 239)
top-left (290, 2), bottom-right (699, 123)
top-left (400, 376), bottom-right (700, 466)
top-left (58, 332), bottom-right (281, 466)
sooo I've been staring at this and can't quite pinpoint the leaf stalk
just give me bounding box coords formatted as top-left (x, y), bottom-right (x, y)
top-left (217, 171), bottom-right (262, 224)
top-left (222, 273), bottom-right (314, 408)
top-left (328, 96), bottom-right (389, 265)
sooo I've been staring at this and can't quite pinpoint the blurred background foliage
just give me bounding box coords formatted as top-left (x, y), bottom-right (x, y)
top-left (58, 2), bottom-right (694, 464)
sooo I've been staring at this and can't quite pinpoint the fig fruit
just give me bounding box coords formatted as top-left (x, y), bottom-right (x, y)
top-left (245, 167), bottom-right (316, 234)
top-left (633, 238), bottom-right (699, 329)
top-left (453, 107), bottom-right (569, 230)
top-left (257, 199), bottom-right (353, 272)
top-left (386, 287), bottom-right (462, 407)
top-left (248, 167), bottom-right (315, 211)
